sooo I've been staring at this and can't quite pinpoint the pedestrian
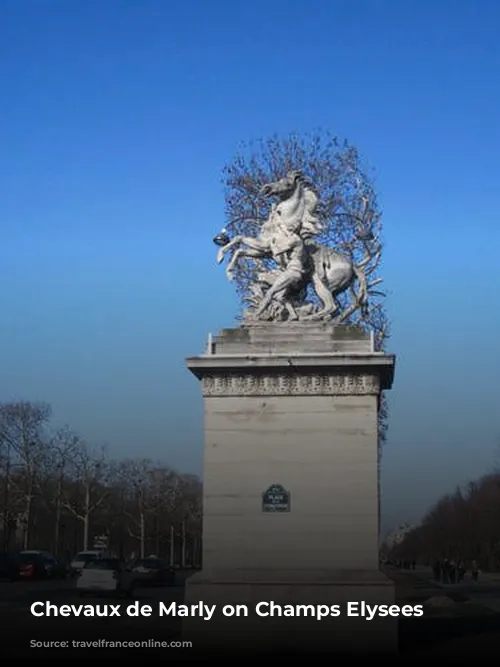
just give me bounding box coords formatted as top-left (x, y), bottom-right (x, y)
top-left (442, 559), bottom-right (450, 584)
top-left (449, 560), bottom-right (456, 584)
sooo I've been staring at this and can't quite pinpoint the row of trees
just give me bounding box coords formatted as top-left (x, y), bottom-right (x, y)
top-left (389, 472), bottom-right (500, 571)
top-left (0, 401), bottom-right (202, 565)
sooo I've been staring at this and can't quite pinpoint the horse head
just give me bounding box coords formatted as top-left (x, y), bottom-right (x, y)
top-left (259, 170), bottom-right (304, 199)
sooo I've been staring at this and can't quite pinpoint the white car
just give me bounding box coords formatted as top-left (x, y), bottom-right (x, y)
top-left (77, 558), bottom-right (137, 597)
top-left (70, 550), bottom-right (104, 575)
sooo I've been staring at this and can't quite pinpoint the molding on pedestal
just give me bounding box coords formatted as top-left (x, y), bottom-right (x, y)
top-left (201, 372), bottom-right (380, 397)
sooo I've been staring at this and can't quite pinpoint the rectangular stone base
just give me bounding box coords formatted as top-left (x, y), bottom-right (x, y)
top-left (182, 569), bottom-right (398, 655)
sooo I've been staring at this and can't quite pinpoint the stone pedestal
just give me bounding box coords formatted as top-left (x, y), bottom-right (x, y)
top-left (184, 323), bottom-right (396, 654)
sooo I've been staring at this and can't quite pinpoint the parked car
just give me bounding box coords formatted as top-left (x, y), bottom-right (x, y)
top-left (0, 552), bottom-right (20, 581)
top-left (70, 550), bottom-right (104, 576)
top-left (18, 551), bottom-right (68, 580)
top-left (131, 556), bottom-right (175, 586)
top-left (77, 558), bottom-right (137, 597)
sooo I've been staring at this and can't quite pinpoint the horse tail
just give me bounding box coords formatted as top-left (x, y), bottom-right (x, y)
top-left (352, 262), bottom-right (368, 311)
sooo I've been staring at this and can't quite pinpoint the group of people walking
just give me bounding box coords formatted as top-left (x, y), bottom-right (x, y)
top-left (432, 558), bottom-right (480, 583)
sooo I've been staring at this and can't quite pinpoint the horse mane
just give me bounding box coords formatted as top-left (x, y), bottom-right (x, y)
top-left (295, 174), bottom-right (323, 238)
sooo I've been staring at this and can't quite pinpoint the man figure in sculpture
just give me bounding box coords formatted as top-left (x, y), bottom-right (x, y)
top-left (254, 230), bottom-right (310, 320)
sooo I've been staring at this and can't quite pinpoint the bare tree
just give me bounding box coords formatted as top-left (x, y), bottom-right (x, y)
top-left (0, 401), bottom-right (51, 549)
top-left (149, 465), bottom-right (179, 558)
top-left (0, 401), bottom-right (202, 561)
top-left (62, 443), bottom-right (110, 550)
top-left (38, 426), bottom-right (81, 555)
top-left (393, 473), bottom-right (500, 571)
top-left (117, 458), bottom-right (157, 559)
top-left (176, 474), bottom-right (203, 567)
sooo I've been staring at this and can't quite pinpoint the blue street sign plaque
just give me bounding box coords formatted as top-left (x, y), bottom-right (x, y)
top-left (262, 484), bottom-right (290, 512)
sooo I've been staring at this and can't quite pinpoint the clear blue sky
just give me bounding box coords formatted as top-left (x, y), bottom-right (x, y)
top-left (1, 0), bottom-right (499, 533)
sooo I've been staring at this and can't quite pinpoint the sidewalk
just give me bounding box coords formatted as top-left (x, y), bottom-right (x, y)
top-left (414, 565), bottom-right (500, 585)
top-left (409, 566), bottom-right (500, 613)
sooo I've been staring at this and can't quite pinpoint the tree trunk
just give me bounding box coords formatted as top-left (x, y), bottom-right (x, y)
top-left (155, 509), bottom-right (160, 555)
top-left (140, 510), bottom-right (145, 559)
top-left (54, 501), bottom-right (61, 556)
top-left (169, 525), bottom-right (174, 566)
top-left (83, 515), bottom-right (89, 551)
top-left (23, 475), bottom-right (33, 550)
top-left (54, 473), bottom-right (62, 555)
top-left (83, 483), bottom-right (90, 550)
top-left (119, 491), bottom-right (125, 559)
top-left (181, 520), bottom-right (186, 568)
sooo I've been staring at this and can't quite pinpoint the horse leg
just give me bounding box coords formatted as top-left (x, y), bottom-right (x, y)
top-left (217, 235), bottom-right (243, 264)
top-left (226, 247), bottom-right (265, 280)
top-left (303, 273), bottom-right (339, 320)
top-left (226, 248), bottom-right (244, 277)
top-left (219, 236), bottom-right (267, 266)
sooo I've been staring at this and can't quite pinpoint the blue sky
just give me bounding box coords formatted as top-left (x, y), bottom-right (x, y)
top-left (1, 0), bottom-right (499, 532)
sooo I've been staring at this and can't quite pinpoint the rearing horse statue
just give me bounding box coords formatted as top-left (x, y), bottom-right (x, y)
top-left (215, 170), bottom-right (370, 321)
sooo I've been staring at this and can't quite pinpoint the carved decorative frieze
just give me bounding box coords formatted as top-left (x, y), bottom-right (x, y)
top-left (201, 373), bottom-right (380, 397)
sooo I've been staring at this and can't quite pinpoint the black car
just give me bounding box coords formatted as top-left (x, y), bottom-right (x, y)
top-left (18, 551), bottom-right (68, 580)
top-left (131, 557), bottom-right (175, 586)
top-left (0, 552), bottom-right (19, 581)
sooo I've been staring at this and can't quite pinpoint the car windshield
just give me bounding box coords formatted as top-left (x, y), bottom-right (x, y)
top-left (85, 559), bottom-right (122, 570)
top-left (76, 553), bottom-right (98, 562)
top-left (137, 558), bottom-right (166, 568)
